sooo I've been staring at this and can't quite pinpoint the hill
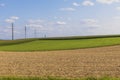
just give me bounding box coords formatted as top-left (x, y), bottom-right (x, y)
top-left (0, 35), bottom-right (120, 51)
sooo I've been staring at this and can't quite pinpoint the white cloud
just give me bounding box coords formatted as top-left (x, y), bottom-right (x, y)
top-left (26, 19), bottom-right (55, 32)
top-left (5, 19), bottom-right (15, 23)
top-left (96, 0), bottom-right (120, 4)
top-left (113, 16), bottom-right (120, 19)
top-left (28, 19), bottom-right (44, 24)
top-left (73, 2), bottom-right (80, 7)
top-left (26, 19), bottom-right (45, 29)
top-left (3, 29), bottom-right (11, 33)
top-left (0, 3), bottom-right (5, 7)
top-left (26, 24), bottom-right (43, 28)
top-left (5, 16), bottom-right (19, 23)
top-left (56, 21), bottom-right (66, 25)
top-left (116, 7), bottom-right (120, 10)
top-left (82, 1), bottom-right (94, 6)
top-left (60, 8), bottom-right (76, 11)
top-left (10, 16), bottom-right (19, 20)
top-left (81, 19), bottom-right (100, 27)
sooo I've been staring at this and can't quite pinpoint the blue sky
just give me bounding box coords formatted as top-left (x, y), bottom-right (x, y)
top-left (0, 0), bottom-right (120, 39)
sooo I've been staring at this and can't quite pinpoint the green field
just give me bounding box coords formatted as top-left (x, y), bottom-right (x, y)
top-left (0, 38), bottom-right (38, 46)
top-left (0, 35), bottom-right (120, 51)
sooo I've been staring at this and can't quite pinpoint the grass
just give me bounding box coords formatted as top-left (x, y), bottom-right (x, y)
top-left (0, 77), bottom-right (119, 80)
top-left (1, 37), bottom-right (120, 51)
top-left (0, 38), bottom-right (38, 46)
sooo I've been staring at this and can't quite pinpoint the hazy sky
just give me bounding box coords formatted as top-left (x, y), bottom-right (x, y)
top-left (0, 0), bottom-right (120, 39)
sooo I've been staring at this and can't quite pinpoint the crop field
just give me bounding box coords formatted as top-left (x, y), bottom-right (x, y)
top-left (1, 36), bottom-right (120, 51)
top-left (0, 36), bottom-right (120, 80)
top-left (0, 45), bottom-right (120, 78)
top-left (0, 77), bottom-right (119, 80)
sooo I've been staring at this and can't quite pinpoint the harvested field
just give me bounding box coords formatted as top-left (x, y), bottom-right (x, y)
top-left (0, 46), bottom-right (120, 78)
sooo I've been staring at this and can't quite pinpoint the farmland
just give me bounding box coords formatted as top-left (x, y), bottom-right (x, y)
top-left (0, 77), bottom-right (119, 80)
top-left (0, 45), bottom-right (120, 79)
top-left (1, 35), bottom-right (120, 51)
top-left (0, 36), bottom-right (120, 80)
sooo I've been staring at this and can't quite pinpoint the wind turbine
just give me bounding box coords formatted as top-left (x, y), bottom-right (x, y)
top-left (34, 28), bottom-right (37, 38)
top-left (5, 16), bottom-right (19, 40)
top-left (25, 25), bottom-right (27, 39)
top-left (11, 22), bottom-right (14, 40)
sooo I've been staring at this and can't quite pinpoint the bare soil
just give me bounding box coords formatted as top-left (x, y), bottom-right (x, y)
top-left (0, 46), bottom-right (120, 78)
